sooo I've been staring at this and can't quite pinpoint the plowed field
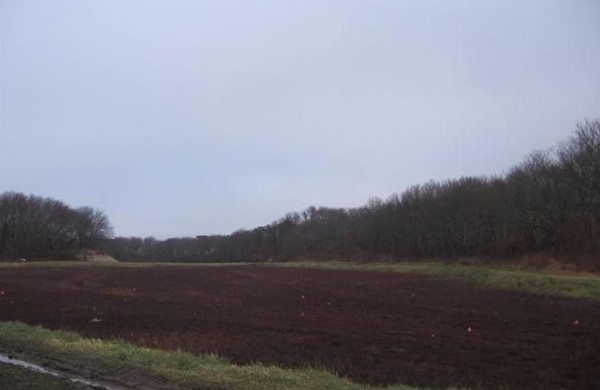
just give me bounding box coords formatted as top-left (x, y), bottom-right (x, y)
top-left (0, 265), bottom-right (598, 389)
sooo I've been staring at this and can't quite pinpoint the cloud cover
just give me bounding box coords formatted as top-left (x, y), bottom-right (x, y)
top-left (1, 0), bottom-right (599, 238)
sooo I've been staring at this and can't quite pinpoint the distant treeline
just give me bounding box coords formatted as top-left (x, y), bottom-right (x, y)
top-left (106, 120), bottom-right (599, 263)
top-left (0, 193), bottom-right (113, 259)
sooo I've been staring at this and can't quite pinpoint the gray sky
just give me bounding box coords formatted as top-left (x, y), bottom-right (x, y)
top-left (1, 0), bottom-right (599, 238)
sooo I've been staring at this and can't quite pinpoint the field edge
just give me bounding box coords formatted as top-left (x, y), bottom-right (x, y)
top-left (2, 259), bottom-right (599, 301)
top-left (266, 261), bottom-right (600, 301)
top-left (0, 321), bottom-right (436, 390)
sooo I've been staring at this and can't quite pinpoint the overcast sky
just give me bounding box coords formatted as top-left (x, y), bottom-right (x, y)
top-left (1, 0), bottom-right (599, 238)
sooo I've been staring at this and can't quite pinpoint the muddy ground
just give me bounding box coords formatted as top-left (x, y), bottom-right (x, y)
top-left (0, 265), bottom-right (598, 389)
top-left (0, 362), bottom-right (82, 390)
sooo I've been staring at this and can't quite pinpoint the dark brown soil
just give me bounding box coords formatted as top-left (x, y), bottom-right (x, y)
top-left (0, 265), bottom-right (599, 389)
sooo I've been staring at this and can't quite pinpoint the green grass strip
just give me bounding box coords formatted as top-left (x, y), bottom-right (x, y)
top-left (2, 259), bottom-right (599, 300)
top-left (0, 321), bottom-right (434, 390)
top-left (270, 261), bottom-right (600, 301)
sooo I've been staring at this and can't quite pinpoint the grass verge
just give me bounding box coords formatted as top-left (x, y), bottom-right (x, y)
top-left (269, 261), bottom-right (600, 301)
top-left (0, 321), bottom-right (429, 390)
top-left (2, 259), bottom-right (599, 300)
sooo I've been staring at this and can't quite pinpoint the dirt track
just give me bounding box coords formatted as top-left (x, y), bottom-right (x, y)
top-left (0, 265), bottom-right (598, 389)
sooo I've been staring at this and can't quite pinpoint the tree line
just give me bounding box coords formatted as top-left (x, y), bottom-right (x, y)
top-left (106, 120), bottom-right (599, 264)
top-left (0, 192), bottom-right (113, 259)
